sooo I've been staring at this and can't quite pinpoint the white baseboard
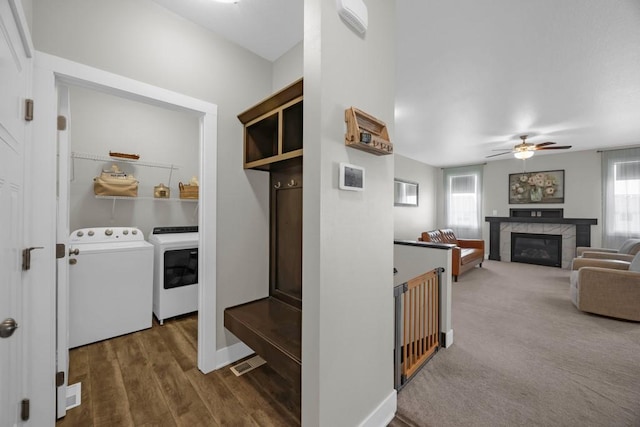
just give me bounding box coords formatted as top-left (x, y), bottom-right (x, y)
top-left (444, 329), bottom-right (454, 347)
top-left (217, 343), bottom-right (398, 427)
top-left (358, 389), bottom-right (397, 427)
top-left (215, 341), bottom-right (254, 369)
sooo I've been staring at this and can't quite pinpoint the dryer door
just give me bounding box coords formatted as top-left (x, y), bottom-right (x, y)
top-left (163, 248), bottom-right (198, 289)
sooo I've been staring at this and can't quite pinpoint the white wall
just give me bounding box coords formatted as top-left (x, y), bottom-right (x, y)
top-left (31, 0), bottom-right (273, 350)
top-left (272, 41), bottom-right (303, 92)
top-left (433, 150), bottom-right (603, 250)
top-left (482, 150), bottom-right (603, 248)
top-left (68, 85), bottom-right (200, 237)
top-left (303, 0), bottom-right (397, 425)
top-left (394, 154), bottom-right (438, 240)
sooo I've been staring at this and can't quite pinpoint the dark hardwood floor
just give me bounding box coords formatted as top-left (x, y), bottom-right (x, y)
top-left (56, 313), bottom-right (407, 426)
top-left (56, 314), bottom-right (300, 426)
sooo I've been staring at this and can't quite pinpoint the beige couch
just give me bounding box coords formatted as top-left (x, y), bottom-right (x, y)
top-left (419, 229), bottom-right (484, 282)
top-left (570, 252), bottom-right (640, 321)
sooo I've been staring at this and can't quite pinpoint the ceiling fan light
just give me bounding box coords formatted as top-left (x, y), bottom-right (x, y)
top-left (514, 150), bottom-right (534, 160)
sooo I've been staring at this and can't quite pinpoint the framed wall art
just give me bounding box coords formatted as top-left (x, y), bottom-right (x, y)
top-left (509, 170), bottom-right (564, 204)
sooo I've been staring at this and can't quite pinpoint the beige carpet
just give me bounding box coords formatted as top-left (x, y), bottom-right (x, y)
top-left (396, 260), bottom-right (640, 427)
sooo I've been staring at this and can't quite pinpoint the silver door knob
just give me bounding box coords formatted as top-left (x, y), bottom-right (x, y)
top-left (69, 248), bottom-right (79, 256)
top-left (0, 318), bottom-right (19, 338)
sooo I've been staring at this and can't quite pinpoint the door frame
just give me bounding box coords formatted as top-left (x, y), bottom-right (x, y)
top-left (28, 51), bottom-right (218, 425)
top-left (1, 0), bottom-right (32, 425)
top-left (55, 83), bottom-right (70, 418)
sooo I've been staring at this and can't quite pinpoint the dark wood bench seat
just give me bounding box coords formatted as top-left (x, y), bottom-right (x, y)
top-left (224, 297), bottom-right (301, 388)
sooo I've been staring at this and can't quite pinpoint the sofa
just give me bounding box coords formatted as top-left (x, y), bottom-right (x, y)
top-left (419, 229), bottom-right (484, 281)
top-left (570, 252), bottom-right (640, 321)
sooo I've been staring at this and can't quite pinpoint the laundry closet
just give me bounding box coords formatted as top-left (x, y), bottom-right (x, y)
top-left (66, 85), bottom-right (201, 348)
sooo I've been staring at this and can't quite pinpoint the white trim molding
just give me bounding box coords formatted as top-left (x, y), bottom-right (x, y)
top-left (358, 389), bottom-right (397, 427)
top-left (8, 0), bottom-right (34, 58)
top-left (30, 51), bottom-right (218, 425)
top-left (443, 329), bottom-right (454, 348)
top-left (215, 341), bottom-right (255, 370)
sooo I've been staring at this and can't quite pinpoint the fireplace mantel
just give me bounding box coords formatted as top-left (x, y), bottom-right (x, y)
top-left (485, 216), bottom-right (598, 262)
top-left (485, 216), bottom-right (597, 226)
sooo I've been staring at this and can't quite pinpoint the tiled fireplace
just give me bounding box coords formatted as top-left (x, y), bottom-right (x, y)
top-left (510, 231), bottom-right (563, 268)
top-left (503, 225), bottom-right (572, 267)
top-left (486, 209), bottom-right (597, 269)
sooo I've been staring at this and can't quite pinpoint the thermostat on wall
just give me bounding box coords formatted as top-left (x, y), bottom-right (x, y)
top-left (339, 162), bottom-right (365, 191)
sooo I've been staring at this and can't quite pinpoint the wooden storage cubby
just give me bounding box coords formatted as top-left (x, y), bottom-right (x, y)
top-left (245, 112), bottom-right (279, 163)
top-left (344, 106), bottom-right (393, 155)
top-left (282, 101), bottom-right (303, 154)
top-left (238, 79), bottom-right (303, 170)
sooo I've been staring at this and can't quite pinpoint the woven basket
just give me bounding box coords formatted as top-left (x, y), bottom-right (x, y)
top-left (179, 182), bottom-right (199, 199)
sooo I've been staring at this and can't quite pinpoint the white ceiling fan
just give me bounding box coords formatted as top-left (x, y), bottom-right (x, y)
top-left (486, 135), bottom-right (572, 159)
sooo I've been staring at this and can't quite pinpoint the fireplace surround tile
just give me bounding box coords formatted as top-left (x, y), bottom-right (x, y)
top-left (500, 223), bottom-right (576, 268)
top-left (486, 216), bottom-right (596, 266)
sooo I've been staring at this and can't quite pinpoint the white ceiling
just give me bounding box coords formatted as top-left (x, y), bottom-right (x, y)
top-left (396, 0), bottom-right (640, 167)
top-left (151, 0), bottom-right (303, 62)
top-left (153, 0), bottom-right (640, 167)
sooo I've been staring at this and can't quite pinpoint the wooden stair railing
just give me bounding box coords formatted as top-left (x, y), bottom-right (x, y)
top-left (394, 267), bottom-right (443, 389)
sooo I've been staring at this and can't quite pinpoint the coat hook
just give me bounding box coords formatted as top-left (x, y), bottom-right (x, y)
top-left (274, 181), bottom-right (281, 189)
top-left (288, 179), bottom-right (296, 187)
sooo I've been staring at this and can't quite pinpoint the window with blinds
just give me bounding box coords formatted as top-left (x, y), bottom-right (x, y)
top-left (602, 148), bottom-right (640, 247)
top-left (613, 160), bottom-right (640, 234)
top-left (443, 164), bottom-right (483, 239)
top-left (448, 174), bottom-right (478, 228)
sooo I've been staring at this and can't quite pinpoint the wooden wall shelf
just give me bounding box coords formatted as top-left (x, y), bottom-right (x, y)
top-left (344, 107), bottom-right (393, 155)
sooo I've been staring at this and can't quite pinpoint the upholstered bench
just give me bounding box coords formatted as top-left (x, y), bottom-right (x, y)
top-left (419, 229), bottom-right (484, 281)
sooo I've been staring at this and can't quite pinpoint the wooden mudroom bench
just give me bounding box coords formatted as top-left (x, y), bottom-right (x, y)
top-left (224, 297), bottom-right (301, 388)
top-left (224, 79), bottom-right (303, 393)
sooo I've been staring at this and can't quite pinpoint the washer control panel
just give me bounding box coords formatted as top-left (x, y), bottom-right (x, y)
top-left (70, 227), bottom-right (144, 243)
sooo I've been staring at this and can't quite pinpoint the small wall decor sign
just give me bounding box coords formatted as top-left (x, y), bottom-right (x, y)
top-left (509, 169), bottom-right (564, 204)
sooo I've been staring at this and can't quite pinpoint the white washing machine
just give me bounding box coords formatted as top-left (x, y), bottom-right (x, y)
top-left (68, 227), bottom-right (153, 348)
top-left (148, 226), bottom-right (199, 324)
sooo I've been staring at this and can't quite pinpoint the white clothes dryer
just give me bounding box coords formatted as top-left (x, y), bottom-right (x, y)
top-left (148, 226), bottom-right (199, 325)
top-left (68, 227), bottom-right (153, 348)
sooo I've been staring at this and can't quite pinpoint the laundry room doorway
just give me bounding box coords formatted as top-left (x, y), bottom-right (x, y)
top-left (32, 53), bottom-right (218, 420)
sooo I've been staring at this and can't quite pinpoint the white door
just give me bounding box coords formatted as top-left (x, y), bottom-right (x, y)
top-left (56, 85), bottom-right (71, 418)
top-left (0, 0), bottom-right (31, 425)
